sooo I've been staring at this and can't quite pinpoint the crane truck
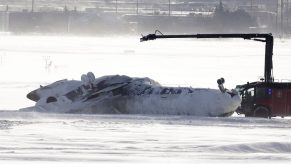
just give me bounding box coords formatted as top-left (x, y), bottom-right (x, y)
top-left (140, 32), bottom-right (291, 118)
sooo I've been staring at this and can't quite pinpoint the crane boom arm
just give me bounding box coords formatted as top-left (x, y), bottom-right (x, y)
top-left (140, 33), bottom-right (274, 83)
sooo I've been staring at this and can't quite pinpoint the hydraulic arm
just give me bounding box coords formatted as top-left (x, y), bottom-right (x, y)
top-left (140, 32), bottom-right (274, 83)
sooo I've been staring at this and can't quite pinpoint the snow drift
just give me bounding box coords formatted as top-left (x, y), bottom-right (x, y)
top-left (20, 72), bottom-right (241, 116)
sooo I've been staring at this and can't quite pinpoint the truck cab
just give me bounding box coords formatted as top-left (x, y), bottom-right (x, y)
top-left (236, 82), bottom-right (291, 117)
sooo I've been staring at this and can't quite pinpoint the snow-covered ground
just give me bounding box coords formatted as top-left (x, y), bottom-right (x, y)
top-left (0, 35), bottom-right (291, 163)
top-left (1, 111), bottom-right (291, 164)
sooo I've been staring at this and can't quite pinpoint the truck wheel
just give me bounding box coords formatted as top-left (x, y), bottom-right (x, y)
top-left (253, 106), bottom-right (270, 118)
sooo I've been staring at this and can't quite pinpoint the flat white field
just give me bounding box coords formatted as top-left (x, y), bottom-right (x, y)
top-left (1, 112), bottom-right (291, 164)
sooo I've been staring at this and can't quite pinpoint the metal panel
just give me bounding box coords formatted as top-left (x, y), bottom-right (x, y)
top-left (287, 90), bottom-right (291, 115)
top-left (271, 89), bottom-right (287, 116)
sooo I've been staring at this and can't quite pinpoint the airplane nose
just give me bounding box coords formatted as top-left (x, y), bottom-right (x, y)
top-left (27, 90), bottom-right (40, 102)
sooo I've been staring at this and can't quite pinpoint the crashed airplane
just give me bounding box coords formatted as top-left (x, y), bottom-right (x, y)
top-left (20, 72), bottom-right (241, 117)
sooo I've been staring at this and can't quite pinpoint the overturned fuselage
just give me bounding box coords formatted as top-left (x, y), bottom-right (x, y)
top-left (21, 72), bottom-right (241, 117)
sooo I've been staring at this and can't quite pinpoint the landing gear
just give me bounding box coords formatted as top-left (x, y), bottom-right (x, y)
top-left (46, 96), bottom-right (57, 103)
top-left (217, 78), bottom-right (238, 97)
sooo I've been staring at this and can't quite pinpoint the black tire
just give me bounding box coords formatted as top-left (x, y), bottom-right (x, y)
top-left (253, 106), bottom-right (270, 118)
